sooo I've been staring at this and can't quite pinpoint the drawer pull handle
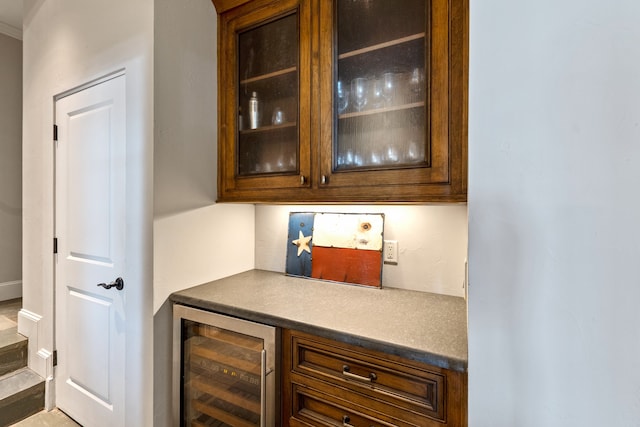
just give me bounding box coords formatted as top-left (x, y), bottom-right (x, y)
top-left (342, 415), bottom-right (355, 427)
top-left (342, 365), bottom-right (377, 382)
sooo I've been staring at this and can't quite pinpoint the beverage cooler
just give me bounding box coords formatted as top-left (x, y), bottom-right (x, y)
top-left (173, 305), bottom-right (277, 427)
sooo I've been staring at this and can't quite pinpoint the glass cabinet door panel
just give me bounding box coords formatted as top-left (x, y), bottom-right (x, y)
top-left (334, 0), bottom-right (428, 172)
top-left (237, 12), bottom-right (299, 177)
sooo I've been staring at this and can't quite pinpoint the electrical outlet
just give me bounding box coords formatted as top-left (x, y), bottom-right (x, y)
top-left (384, 240), bottom-right (398, 264)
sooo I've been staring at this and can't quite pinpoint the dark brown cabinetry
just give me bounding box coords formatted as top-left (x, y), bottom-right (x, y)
top-left (213, 0), bottom-right (468, 203)
top-left (282, 329), bottom-right (467, 426)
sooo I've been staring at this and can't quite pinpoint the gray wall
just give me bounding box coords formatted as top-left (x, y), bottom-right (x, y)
top-left (468, 0), bottom-right (640, 425)
top-left (0, 32), bottom-right (22, 298)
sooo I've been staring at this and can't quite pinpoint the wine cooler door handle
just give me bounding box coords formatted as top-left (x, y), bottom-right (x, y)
top-left (260, 349), bottom-right (267, 427)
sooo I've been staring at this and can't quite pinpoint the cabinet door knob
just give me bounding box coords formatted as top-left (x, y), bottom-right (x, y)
top-left (300, 175), bottom-right (306, 185)
top-left (321, 175), bottom-right (327, 185)
top-left (342, 415), bottom-right (355, 427)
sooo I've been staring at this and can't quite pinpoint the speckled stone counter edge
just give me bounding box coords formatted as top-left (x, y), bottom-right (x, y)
top-left (169, 269), bottom-right (468, 372)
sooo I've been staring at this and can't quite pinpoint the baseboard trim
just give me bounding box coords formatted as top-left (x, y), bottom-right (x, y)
top-left (44, 375), bottom-right (56, 411)
top-left (38, 348), bottom-right (56, 411)
top-left (17, 308), bottom-right (41, 337)
top-left (17, 309), bottom-right (50, 379)
top-left (0, 280), bottom-right (22, 301)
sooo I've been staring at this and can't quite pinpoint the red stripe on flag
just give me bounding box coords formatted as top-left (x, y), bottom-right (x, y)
top-left (311, 247), bottom-right (382, 287)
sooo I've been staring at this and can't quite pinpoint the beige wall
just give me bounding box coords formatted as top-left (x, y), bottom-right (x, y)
top-left (0, 33), bottom-right (22, 298)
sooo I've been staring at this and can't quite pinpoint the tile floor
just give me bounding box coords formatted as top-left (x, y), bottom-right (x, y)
top-left (10, 409), bottom-right (81, 427)
top-left (0, 299), bottom-right (81, 426)
top-left (0, 297), bottom-right (22, 354)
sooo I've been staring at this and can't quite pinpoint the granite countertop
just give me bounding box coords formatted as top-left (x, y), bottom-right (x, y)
top-left (170, 269), bottom-right (468, 372)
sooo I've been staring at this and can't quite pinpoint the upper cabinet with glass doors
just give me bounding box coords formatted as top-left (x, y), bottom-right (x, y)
top-left (214, 0), bottom-right (467, 203)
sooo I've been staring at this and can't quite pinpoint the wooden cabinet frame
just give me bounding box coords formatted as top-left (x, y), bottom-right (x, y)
top-left (217, 0), bottom-right (313, 197)
top-left (213, 0), bottom-right (468, 203)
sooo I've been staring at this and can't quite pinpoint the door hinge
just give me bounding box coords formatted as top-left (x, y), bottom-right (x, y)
top-left (54, 238), bottom-right (58, 254)
top-left (53, 350), bottom-right (57, 367)
top-left (53, 124), bottom-right (58, 141)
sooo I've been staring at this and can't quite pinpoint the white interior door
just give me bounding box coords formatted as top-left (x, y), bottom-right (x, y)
top-left (55, 74), bottom-right (126, 427)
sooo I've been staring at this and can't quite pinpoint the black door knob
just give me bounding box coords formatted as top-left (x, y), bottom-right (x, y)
top-left (97, 277), bottom-right (124, 291)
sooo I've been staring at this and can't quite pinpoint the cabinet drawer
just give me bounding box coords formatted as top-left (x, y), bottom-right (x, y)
top-left (290, 382), bottom-right (407, 427)
top-left (289, 372), bottom-right (447, 427)
top-left (288, 332), bottom-right (445, 423)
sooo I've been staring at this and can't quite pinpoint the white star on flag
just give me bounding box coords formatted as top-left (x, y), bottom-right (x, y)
top-left (292, 230), bottom-right (312, 256)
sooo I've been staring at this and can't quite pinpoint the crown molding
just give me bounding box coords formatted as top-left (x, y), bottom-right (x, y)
top-left (0, 21), bottom-right (22, 40)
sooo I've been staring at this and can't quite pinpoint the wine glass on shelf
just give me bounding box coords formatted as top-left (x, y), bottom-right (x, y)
top-left (409, 67), bottom-right (425, 102)
top-left (351, 77), bottom-right (368, 112)
top-left (381, 72), bottom-right (396, 107)
top-left (370, 78), bottom-right (384, 109)
top-left (336, 80), bottom-right (349, 114)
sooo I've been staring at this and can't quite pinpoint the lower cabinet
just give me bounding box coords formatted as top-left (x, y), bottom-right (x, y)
top-left (281, 329), bottom-right (467, 427)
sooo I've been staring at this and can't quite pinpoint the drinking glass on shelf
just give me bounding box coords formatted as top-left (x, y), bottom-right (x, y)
top-left (406, 140), bottom-right (423, 163)
top-left (353, 151), bottom-right (364, 167)
top-left (337, 136), bottom-right (355, 168)
top-left (369, 149), bottom-right (382, 166)
top-left (381, 72), bottom-right (396, 106)
top-left (343, 149), bottom-right (354, 167)
top-left (385, 145), bottom-right (400, 163)
top-left (336, 80), bottom-right (349, 114)
top-left (271, 107), bottom-right (285, 125)
top-left (351, 77), bottom-right (368, 111)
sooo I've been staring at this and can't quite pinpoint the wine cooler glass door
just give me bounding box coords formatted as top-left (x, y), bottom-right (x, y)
top-left (173, 306), bottom-right (276, 427)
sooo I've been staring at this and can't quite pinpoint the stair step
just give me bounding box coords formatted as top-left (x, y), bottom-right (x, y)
top-left (0, 368), bottom-right (45, 426)
top-left (0, 328), bottom-right (28, 377)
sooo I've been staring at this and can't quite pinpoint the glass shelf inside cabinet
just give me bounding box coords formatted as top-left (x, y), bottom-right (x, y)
top-left (237, 12), bottom-right (299, 177)
top-left (334, 0), bottom-right (428, 172)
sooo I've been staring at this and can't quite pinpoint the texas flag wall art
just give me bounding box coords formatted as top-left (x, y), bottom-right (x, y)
top-left (286, 212), bottom-right (384, 287)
